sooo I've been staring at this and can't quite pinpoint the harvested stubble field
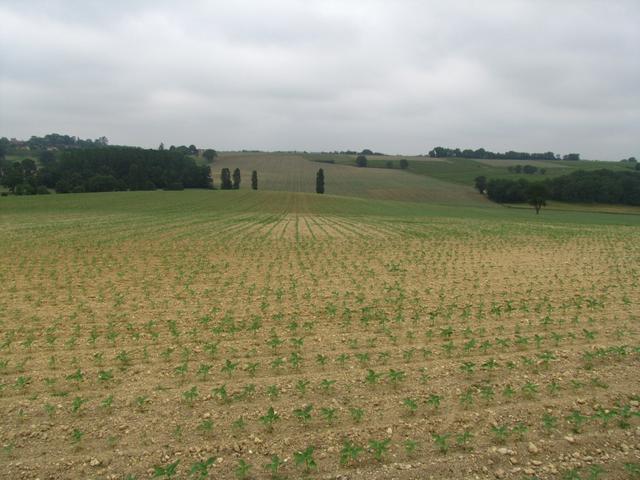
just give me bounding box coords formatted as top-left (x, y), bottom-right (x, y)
top-left (1, 190), bottom-right (640, 480)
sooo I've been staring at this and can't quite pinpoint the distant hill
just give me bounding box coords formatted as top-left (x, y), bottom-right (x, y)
top-left (211, 152), bottom-right (490, 206)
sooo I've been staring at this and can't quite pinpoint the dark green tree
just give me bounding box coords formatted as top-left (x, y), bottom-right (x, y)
top-left (526, 182), bottom-right (549, 214)
top-left (188, 144), bottom-right (198, 155)
top-left (474, 175), bottom-right (487, 193)
top-left (21, 158), bottom-right (37, 178)
top-left (0, 138), bottom-right (8, 161)
top-left (203, 149), bottom-right (217, 162)
top-left (399, 159), bottom-right (409, 169)
top-left (251, 170), bottom-right (258, 190)
top-left (1, 162), bottom-right (25, 192)
top-left (39, 150), bottom-right (56, 167)
top-left (316, 168), bottom-right (324, 194)
top-left (232, 168), bottom-right (241, 189)
top-left (356, 155), bottom-right (367, 167)
top-left (220, 168), bottom-right (232, 190)
top-left (86, 175), bottom-right (119, 192)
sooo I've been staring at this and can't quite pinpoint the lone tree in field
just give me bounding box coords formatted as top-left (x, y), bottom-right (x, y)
top-left (356, 155), bottom-right (368, 167)
top-left (316, 168), bottom-right (325, 194)
top-left (232, 168), bottom-right (241, 189)
top-left (251, 170), bottom-right (258, 190)
top-left (474, 175), bottom-right (487, 194)
top-left (220, 168), bottom-right (233, 189)
top-left (526, 182), bottom-right (549, 214)
top-left (203, 149), bottom-right (217, 163)
top-left (399, 158), bottom-right (409, 169)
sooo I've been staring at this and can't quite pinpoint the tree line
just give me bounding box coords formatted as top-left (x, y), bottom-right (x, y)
top-left (0, 134), bottom-right (109, 152)
top-left (477, 169), bottom-right (640, 208)
top-left (508, 164), bottom-right (547, 175)
top-left (158, 143), bottom-right (218, 162)
top-left (1, 147), bottom-right (212, 194)
top-left (428, 146), bottom-right (580, 161)
top-left (0, 134), bottom-right (218, 163)
top-left (355, 155), bottom-right (409, 169)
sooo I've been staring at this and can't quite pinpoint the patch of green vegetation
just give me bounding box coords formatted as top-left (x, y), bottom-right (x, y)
top-left (2, 190), bottom-right (639, 230)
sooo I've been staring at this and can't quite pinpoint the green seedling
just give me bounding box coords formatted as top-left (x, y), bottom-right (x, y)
top-left (264, 454), bottom-right (285, 479)
top-left (403, 397), bottom-right (418, 415)
top-left (71, 428), bottom-right (84, 445)
top-left (320, 406), bottom-right (336, 424)
top-left (266, 384), bottom-right (280, 398)
top-left (432, 433), bottom-right (450, 454)
top-left (365, 369), bottom-right (382, 386)
top-left (259, 406), bottom-right (280, 432)
top-left (221, 359), bottom-right (238, 377)
top-left (71, 396), bottom-right (87, 415)
top-left (293, 404), bottom-right (313, 425)
top-left (182, 386), bottom-right (198, 405)
top-left (244, 362), bottom-right (259, 377)
top-left (522, 381), bottom-right (539, 399)
top-left (491, 425), bottom-right (510, 444)
top-left (153, 460), bottom-right (179, 478)
top-left (340, 439), bottom-right (364, 465)
top-left (197, 419), bottom-right (214, 436)
top-left (319, 378), bottom-right (336, 393)
top-left (388, 369), bottom-right (406, 389)
top-left (134, 395), bottom-right (149, 411)
top-left (350, 407), bottom-right (364, 423)
top-left (232, 416), bottom-right (246, 430)
top-left (512, 422), bottom-right (528, 440)
top-left (403, 439), bottom-right (418, 456)
top-left (295, 379), bottom-right (309, 396)
top-left (502, 385), bottom-right (515, 399)
top-left (369, 438), bottom-right (391, 461)
top-left (459, 388), bottom-right (474, 408)
top-left (235, 459), bottom-right (251, 480)
top-left (189, 457), bottom-right (215, 479)
top-left (456, 430), bottom-right (473, 449)
top-left (480, 385), bottom-right (495, 402)
top-left (427, 394), bottom-right (442, 410)
top-left (460, 361), bottom-right (475, 375)
top-left (624, 463), bottom-right (640, 478)
top-left (566, 410), bottom-right (589, 433)
top-left (294, 446), bottom-right (317, 472)
top-left (196, 363), bottom-right (212, 381)
top-left (542, 413), bottom-right (558, 433)
top-left (212, 385), bottom-right (229, 403)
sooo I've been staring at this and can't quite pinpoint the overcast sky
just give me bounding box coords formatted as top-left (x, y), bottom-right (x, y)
top-left (0, 0), bottom-right (638, 159)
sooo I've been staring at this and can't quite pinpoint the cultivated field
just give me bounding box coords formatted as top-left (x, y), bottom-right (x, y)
top-left (212, 153), bottom-right (486, 205)
top-left (305, 153), bottom-right (636, 187)
top-left (1, 190), bottom-right (640, 480)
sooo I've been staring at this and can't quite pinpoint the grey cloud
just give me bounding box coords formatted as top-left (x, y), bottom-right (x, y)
top-left (0, 0), bottom-right (638, 159)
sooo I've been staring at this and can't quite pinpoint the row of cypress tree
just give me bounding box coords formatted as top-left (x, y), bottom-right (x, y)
top-left (219, 168), bottom-right (259, 190)
top-left (219, 168), bottom-right (325, 194)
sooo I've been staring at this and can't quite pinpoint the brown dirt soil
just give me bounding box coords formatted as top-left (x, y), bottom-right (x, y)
top-left (0, 211), bottom-right (639, 480)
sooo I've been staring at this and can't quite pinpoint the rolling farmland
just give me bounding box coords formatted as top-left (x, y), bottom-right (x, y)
top-left (1, 189), bottom-right (639, 479)
top-left (212, 153), bottom-right (487, 205)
